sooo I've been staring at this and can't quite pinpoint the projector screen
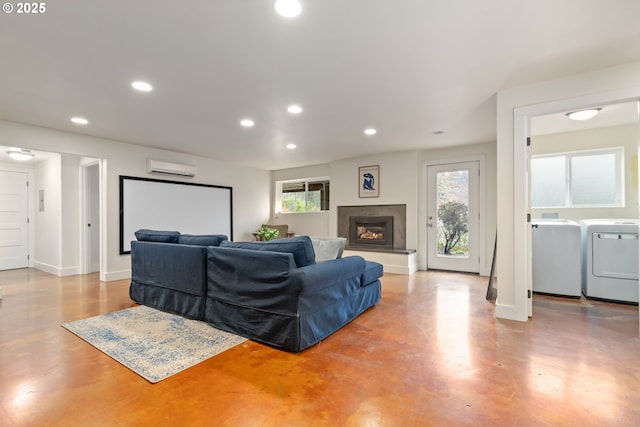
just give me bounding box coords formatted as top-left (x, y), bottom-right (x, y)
top-left (119, 176), bottom-right (233, 254)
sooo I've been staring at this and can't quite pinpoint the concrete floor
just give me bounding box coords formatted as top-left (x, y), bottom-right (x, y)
top-left (0, 268), bottom-right (638, 426)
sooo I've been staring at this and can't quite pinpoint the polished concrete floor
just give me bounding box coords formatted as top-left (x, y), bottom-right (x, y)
top-left (0, 268), bottom-right (638, 426)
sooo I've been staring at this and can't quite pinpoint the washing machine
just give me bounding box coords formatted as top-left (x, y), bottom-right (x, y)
top-left (580, 219), bottom-right (639, 303)
top-left (532, 219), bottom-right (582, 297)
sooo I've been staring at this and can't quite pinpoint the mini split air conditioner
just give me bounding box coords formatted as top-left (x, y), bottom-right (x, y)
top-left (146, 159), bottom-right (196, 177)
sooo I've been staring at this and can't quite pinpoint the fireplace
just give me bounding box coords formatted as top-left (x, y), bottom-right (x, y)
top-left (349, 216), bottom-right (394, 250)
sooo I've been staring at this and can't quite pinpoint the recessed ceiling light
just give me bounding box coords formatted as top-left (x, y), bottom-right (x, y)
top-left (565, 108), bottom-right (602, 121)
top-left (240, 119), bottom-right (255, 127)
top-left (131, 81), bottom-right (153, 92)
top-left (274, 0), bottom-right (302, 18)
top-left (287, 104), bottom-right (303, 114)
top-left (364, 128), bottom-right (377, 136)
top-left (71, 117), bottom-right (89, 125)
top-left (7, 149), bottom-right (34, 161)
top-left (286, 143), bottom-right (297, 149)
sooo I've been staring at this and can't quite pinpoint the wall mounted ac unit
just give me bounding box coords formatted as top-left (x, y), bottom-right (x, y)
top-left (146, 159), bottom-right (196, 177)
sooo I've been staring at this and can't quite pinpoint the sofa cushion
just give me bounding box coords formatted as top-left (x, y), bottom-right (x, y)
top-left (178, 234), bottom-right (227, 247)
top-left (361, 261), bottom-right (384, 286)
top-left (310, 237), bottom-right (347, 262)
top-left (135, 229), bottom-right (180, 243)
top-left (220, 235), bottom-right (316, 267)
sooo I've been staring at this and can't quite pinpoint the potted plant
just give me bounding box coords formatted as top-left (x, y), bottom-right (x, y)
top-left (255, 226), bottom-right (279, 241)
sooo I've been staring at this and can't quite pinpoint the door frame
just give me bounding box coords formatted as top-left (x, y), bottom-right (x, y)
top-left (513, 90), bottom-right (640, 322)
top-left (426, 161), bottom-right (480, 273)
top-left (420, 155), bottom-right (487, 274)
top-left (0, 163), bottom-right (35, 269)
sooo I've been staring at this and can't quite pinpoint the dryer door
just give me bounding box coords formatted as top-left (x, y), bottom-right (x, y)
top-left (592, 233), bottom-right (639, 280)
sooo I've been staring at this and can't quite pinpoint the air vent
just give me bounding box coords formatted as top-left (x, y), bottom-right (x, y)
top-left (146, 159), bottom-right (196, 177)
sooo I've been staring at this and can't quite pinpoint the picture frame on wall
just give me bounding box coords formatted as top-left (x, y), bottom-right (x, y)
top-left (359, 165), bottom-right (379, 198)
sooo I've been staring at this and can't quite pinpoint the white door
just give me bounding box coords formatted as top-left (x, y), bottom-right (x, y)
top-left (0, 170), bottom-right (29, 270)
top-left (82, 163), bottom-right (100, 273)
top-left (427, 162), bottom-right (480, 273)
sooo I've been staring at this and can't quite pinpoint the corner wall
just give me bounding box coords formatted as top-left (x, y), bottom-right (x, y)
top-left (0, 119), bottom-right (271, 281)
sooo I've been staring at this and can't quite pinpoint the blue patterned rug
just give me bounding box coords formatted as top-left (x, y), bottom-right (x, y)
top-left (62, 305), bottom-right (247, 383)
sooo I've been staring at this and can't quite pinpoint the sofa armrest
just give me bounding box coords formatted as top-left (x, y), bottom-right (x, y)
top-left (292, 256), bottom-right (366, 294)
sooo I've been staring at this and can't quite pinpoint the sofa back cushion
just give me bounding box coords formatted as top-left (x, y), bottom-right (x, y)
top-left (178, 234), bottom-right (228, 247)
top-left (135, 229), bottom-right (180, 243)
top-left (220, 235), bottom-right (316, 267)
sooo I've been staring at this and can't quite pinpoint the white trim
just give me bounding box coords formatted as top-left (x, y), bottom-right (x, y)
top-left (33, 261), bottom-right (80, 277)
top-left (343, 250), bottom-right (418, 275)
top-left (100, 269), bottom-right (130, 282)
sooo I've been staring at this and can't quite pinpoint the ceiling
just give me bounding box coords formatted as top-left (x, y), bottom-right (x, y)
top-left (1, 1), bottom-right (640, 171)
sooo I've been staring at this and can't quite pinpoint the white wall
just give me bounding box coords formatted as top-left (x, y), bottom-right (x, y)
top-left (0, 119), bottom-right (271, 281)
top-left (531, 124), bottom-right (638, 221)
top-left (329, 150), bottom-right (420, 250)
top-left (497, 60), bottom-right (640, 321)
top-left (271, 145), bottom-right (498, 274)
top-left (34, 155), bottom-right (62, 273)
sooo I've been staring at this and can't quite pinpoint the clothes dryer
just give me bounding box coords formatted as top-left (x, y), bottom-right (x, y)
top-left (532, 219), bottom-right (582, 297)
top-left (580, 219), bottom-right (639, 303)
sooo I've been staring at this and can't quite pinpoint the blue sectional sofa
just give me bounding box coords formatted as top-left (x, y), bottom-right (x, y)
top-left (129, 231), bottom-right (383, 352)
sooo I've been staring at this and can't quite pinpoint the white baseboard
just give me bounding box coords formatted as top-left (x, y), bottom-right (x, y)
top-left (33, 262), bottom-right (80, 277)
top-left (343, 250), bottom-right (418, 275)
top-left (495, 302), bottom-right (527, 322)
top-left (101, 269), bottom-right (131, 282)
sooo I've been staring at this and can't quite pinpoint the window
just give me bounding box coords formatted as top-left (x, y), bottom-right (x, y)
top-left (277, 178), bottom-right (330, 213)
top-left (531, 148), bottom-right (624, 208)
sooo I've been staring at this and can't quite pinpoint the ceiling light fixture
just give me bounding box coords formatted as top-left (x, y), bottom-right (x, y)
top-left (274, 0), bottom-right (302, 18)
top-left (131, 81), bottom-right (153, 92)
top-left (287, 104), bottom-right (303, 114)
top-left (364, 128), bottom-right (377, 136)
top-left (7, 149), bottom-right (34, 161)
top-left (71, 117), bottom-right (89, 125)
top-left (286, 143), bottom-right (297, 149)
top-left (565, 108), bottom-right (602, 121)
top-left (240, 119), bottom-right (255, 127)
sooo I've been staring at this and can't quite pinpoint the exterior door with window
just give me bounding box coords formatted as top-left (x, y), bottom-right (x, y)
top-left (427, 162), bottom-right (480, 273)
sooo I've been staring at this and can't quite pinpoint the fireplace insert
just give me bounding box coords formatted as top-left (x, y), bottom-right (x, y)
top-left (349, 216), bottom-right (394, 250)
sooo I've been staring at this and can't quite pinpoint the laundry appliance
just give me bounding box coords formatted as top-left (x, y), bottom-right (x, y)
top-left (532, 219), bottom-right (582, 297)
top-left (580, 219), bottom-right (639, 303)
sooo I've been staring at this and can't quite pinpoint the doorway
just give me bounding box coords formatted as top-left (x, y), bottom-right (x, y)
top-left (426, 161), bottom-right (480, 273)
top-left (0, 170), bottom-right (29, 270)
top-left (528, 101), bottom-right (640, 314)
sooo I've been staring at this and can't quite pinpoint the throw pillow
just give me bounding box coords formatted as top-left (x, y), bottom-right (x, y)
top-left (178, 234), bottom-right (228, 247)
top-left (134, 229), bottom-right (180, 243)
top-left (220, 235), bottom-right (316, 267)
top-left (310, 237), bottom-right (347, 263)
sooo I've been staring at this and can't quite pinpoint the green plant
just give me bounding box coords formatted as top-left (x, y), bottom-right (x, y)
top-left (437, 201), bottom-right (469, 255)
top-left (256, 226), bottom-right (279, 241)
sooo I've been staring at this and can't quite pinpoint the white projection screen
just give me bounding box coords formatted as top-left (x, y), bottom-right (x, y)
top-left (120, 176), bottom-right (233, 254)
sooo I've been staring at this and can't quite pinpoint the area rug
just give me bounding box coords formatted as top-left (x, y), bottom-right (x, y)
top-left (61, 305), bottom-right (247, 383)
